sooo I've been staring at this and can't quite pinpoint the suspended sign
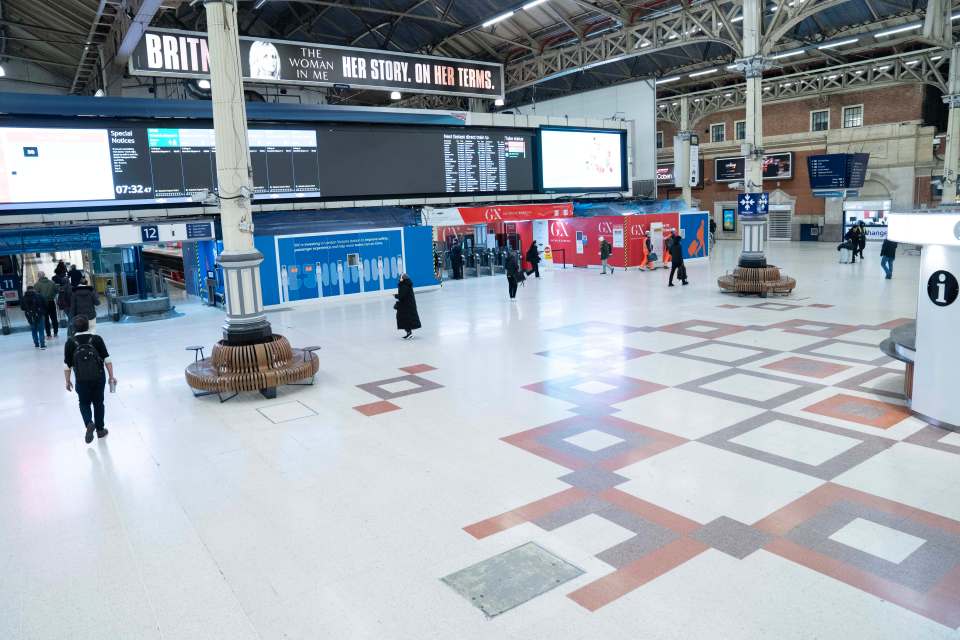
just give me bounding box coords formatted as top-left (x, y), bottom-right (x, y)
top-left (129, 28), bottom-right (505, 99)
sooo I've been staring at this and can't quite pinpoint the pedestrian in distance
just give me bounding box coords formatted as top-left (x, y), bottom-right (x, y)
top-left (394, 274), bottom-right (421, 340)
top-left (449, 243), bottom-right (463, 280)
top-left (856, 221), bottom-right (867, 260)
top-left (505, 250), bottom-right (521, 300)
top-left (843, 225), bottom-right (861, 264)
top-left (668, 233), bottom-right (688, 287)
top-left (54, 260), bottom-right (68, 283)
top-left (63, 315), bottom-right (116, 444)
top-left (34, 271), bottom-right (59, 338)
top-left (70, 278), bottom-right (100, 333)
top-left (709, 217), bottom-right (717, 246)
top-left (57, 280), bottom-right (72, 328)
top-left (21, 285), bottom-right (47, 349)
top-left (880, 238), bottom-right (898, 279)
top-left (599, 236), bottom-right (614, 274)
top-left (525, 241), bottom-right (541, 279)
top-left (68, 263), bottom-right (84, 288)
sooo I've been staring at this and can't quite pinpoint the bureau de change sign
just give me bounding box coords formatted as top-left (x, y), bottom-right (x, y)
top-left (129, 28), bottom-right (504, 99)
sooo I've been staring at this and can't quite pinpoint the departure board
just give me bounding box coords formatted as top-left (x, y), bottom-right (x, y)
top-left (0, 120), bottom-right (535, 210)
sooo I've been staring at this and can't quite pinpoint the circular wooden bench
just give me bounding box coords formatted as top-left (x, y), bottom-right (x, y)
top-left (718, 265), bottom-right (797, 296)
top-left (185, 335), bottom-right (319, 396)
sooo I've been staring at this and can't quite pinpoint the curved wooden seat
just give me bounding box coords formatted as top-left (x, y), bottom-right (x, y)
top-left (184, 335), bottom-right (319, 393)
top-left (718, 265), bottom-right (797, 296)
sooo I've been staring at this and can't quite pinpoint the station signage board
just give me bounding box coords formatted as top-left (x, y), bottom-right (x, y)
top-left (738, 192), bottom-right (769, 217)
top-left (129, 28), bottom-right (504, 99)
top-left (714, 152), bottom-right (793, 182)
top-left (807, 153), bottom-right (870, 190)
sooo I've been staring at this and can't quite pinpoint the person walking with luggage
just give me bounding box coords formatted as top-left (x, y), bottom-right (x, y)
top-left (394, 274), bottom-right (422, 340)
top-left (880, 238), bottom-right (898, 279)
top-left (599, 237), bottom-right (614, 274)
top-left (70, 278), bottom-right (100, 332)
top-left (64, 315), bottom-right (116, 444)
top-left (21, 285), bottom-right (47, 349)
top-left (668, 233), bottom-right (688, 287)
top-left (34, 271), bottom-right (59, 339)
top-left (505, 250), bottom-right (521, 300)
top-left (525, 241), bottom-right (541, 279)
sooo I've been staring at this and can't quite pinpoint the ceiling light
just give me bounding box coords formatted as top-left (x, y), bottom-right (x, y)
top-left (0, 65), bottom-right (6, 78)
top-left (953, 12), bottom-right (960, 20)
top-left (94, 89), bottom-right (104, 97)
top-left (254, 0), bottom-right (268, 9)
top-left (197, 79), bottom-right (211, 90)
top-left (482, 11), bottom-right (514, 28)
top-left (726, 65), bottom-right (738, 70)
top-left (770, 49), bottom-right (805, 60)
top-left (873, 23), bottom-right (921, 37)
top-left (932, 55), bottom-right (943, 61)
top-left (875, 65), bottom-right (890, 71)
top-left (494, 98), bottom-right (505, 106)
top-left (818, 38), bottom-right (858, 50)
top-left (689, 68), bottom-right (717, 77)
top-left (390, 91), bottom-right (402, 100)
top-left (731, 15), bottom-right (744, 22)
top-left (522, 0), bottom-right (549, 9)
top-left (656, 76), bottom-right (680, 84)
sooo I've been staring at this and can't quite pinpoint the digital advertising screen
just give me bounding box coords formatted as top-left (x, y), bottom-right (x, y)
top-left (539, 127), bottom-right (628, 193)
top-left (0, 120), bottom-right (537, 210)
top-left (714, 152), bottom-right (793, 182)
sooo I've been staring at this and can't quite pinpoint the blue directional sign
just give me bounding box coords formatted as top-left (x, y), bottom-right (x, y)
top-left (738, 192), bottom-right (769, 217)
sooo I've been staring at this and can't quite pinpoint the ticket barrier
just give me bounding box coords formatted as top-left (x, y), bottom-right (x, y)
top-left (463, 250), bottom-right (479, 277)
top-left (106, 287), bottom-right (121, 322)
top-left (0, 298), bottom-right (9, 335)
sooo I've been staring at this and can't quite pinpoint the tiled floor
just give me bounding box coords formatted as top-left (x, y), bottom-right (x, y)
top-left (3, 241), bottom-right (960, 639)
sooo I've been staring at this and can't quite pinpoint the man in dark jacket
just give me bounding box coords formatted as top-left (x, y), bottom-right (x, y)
top-left (505, 250), bottom-right (521, 299)
top-left (68, 264), bottom-right (85, 288)
top-left (856, 221), bottom-right (867, 259)
top-left (70, 279), bottom-right (100, 332)
top-left (64, 315), bottom-right (116, 443)
top-left (668, 234), bottom-right (688, 287)
top-left (709, 217), bottom-right (717, 245)
top-left (394, 274), bottom-right (422, 339)
top-left (880, 238), bottom-right (898, 279)
top-left (34, 271), bottom-right (59, 338)
top-left (525, 241), bottom-right (541, 279)
top-left (599, 237), bottom-right (613, 274)
top-left (21, 285), bottom-right (47, 349)
top-left (449, 243), bottom-right (463, 280)
top-left (844, 225), bottom-right (861, 263)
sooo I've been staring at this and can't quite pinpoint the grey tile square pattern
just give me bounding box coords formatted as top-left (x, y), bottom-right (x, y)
top-left (441, 543), bottom-right (584, 617)
top-left (691, 517), bottom-right (772, 559)
top-left (257, 401), bottom-right (317, 424)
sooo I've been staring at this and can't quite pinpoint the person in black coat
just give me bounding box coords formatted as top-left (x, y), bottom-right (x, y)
top-left (394, 274), bottom-right (421, 339)
top-left (856, 221), bottom-right (867, 259)
top-left (21, 285), bottom-right (47, 349)
top-left (525, 241), bottom-right (541, 278)
top-left (844, 225), bottom-right (861, 263)
top-left (880, 238), bottom-right (898, 279)
top-left (450, 243), bottom-right (464, 280)
top-left (68, 264), bottom-right (84, 288)
top-left (668, 234), bottom-right (688, 287)
top-left (505, 250), bottom-right (521, 300)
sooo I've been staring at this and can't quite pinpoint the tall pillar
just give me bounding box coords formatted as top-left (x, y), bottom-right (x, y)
top-left (203, 0), bottom-right (272, 344)
top-left (739, 0), bottom-right (768, 267)
top-left (680, 96), bottom-right (693, 207)
top-left (942, 45), bottom-right (960, 204)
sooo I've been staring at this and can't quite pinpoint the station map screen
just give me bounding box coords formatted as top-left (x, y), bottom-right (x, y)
top-left (0, 120), bottom-right (536, 210)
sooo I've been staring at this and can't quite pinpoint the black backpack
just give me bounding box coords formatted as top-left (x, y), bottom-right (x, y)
top-left (73, 338), bottom-right (103, 382)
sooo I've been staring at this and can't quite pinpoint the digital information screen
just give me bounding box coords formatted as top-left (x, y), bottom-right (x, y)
top-left (539, 128), bottom-right (627, 192)
top-left (0, 121), bottom-right (535, 210)
top-left (714, 152), bottom-right (793, 182)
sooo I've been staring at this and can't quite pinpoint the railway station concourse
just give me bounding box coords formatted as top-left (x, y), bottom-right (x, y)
top-left (1, 1), bottom-right (960, 638)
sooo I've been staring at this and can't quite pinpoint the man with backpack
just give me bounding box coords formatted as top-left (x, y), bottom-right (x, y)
top-left (21, 285), bottom-right (47, 349)
top-left (63, 315), bottom-right (116, 444)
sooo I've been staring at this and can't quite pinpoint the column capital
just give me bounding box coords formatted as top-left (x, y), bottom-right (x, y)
top-left (943, 94), bottom-right (960, 108)
top-left (731, 55), bottom-right (773, 79)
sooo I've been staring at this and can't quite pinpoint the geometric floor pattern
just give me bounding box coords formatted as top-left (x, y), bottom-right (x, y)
top-left (458, 317), bottom-right (960, 627)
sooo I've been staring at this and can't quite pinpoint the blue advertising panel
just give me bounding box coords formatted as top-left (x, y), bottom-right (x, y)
top-left (275, 230), bottom-right (404, 303)
top-left (679, 212), bottom-right (709, 259)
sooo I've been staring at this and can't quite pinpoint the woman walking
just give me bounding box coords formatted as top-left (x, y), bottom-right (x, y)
top-left (395, 274), bottom-right (421, 339)
top-left (525, 241), bottom-right (541, 279)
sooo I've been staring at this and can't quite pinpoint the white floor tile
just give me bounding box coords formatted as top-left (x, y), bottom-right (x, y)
top-left (377, 379), bottom-right (422, 394)
top-left (861, 372), bottom-right (906, 395)
top-left (810, 342), bottom-right (884, 362)
top-left (614, 388), bottom-right (765, 439)
top-left (701, 373), bottom-right (800, 402)
top-left (731, 420), bottom-right (862, 466)
top-left (257, 401), bottom-right (317, 424)
top-left (828, 517), bottom-right (926, 564)
top-left (547, 513), bottom-right (636, 558)
top-left (618, 353), bottom-right (729, 386)
top-left (682, 343), bottom-right (763, 362)
top-left (941, 431), bottom-right (960, 448)
top-left (571, 381), bottom-right (617, 395)
top-left (618, 442), bottom-right (823, 524)
top-left (563, 429), bottom-right (625, 452)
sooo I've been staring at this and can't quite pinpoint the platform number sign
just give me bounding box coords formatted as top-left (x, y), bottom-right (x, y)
top-left (140, 225), bottom-right (160, 243)
top-left (927, 270), bottom-right (958, 307)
